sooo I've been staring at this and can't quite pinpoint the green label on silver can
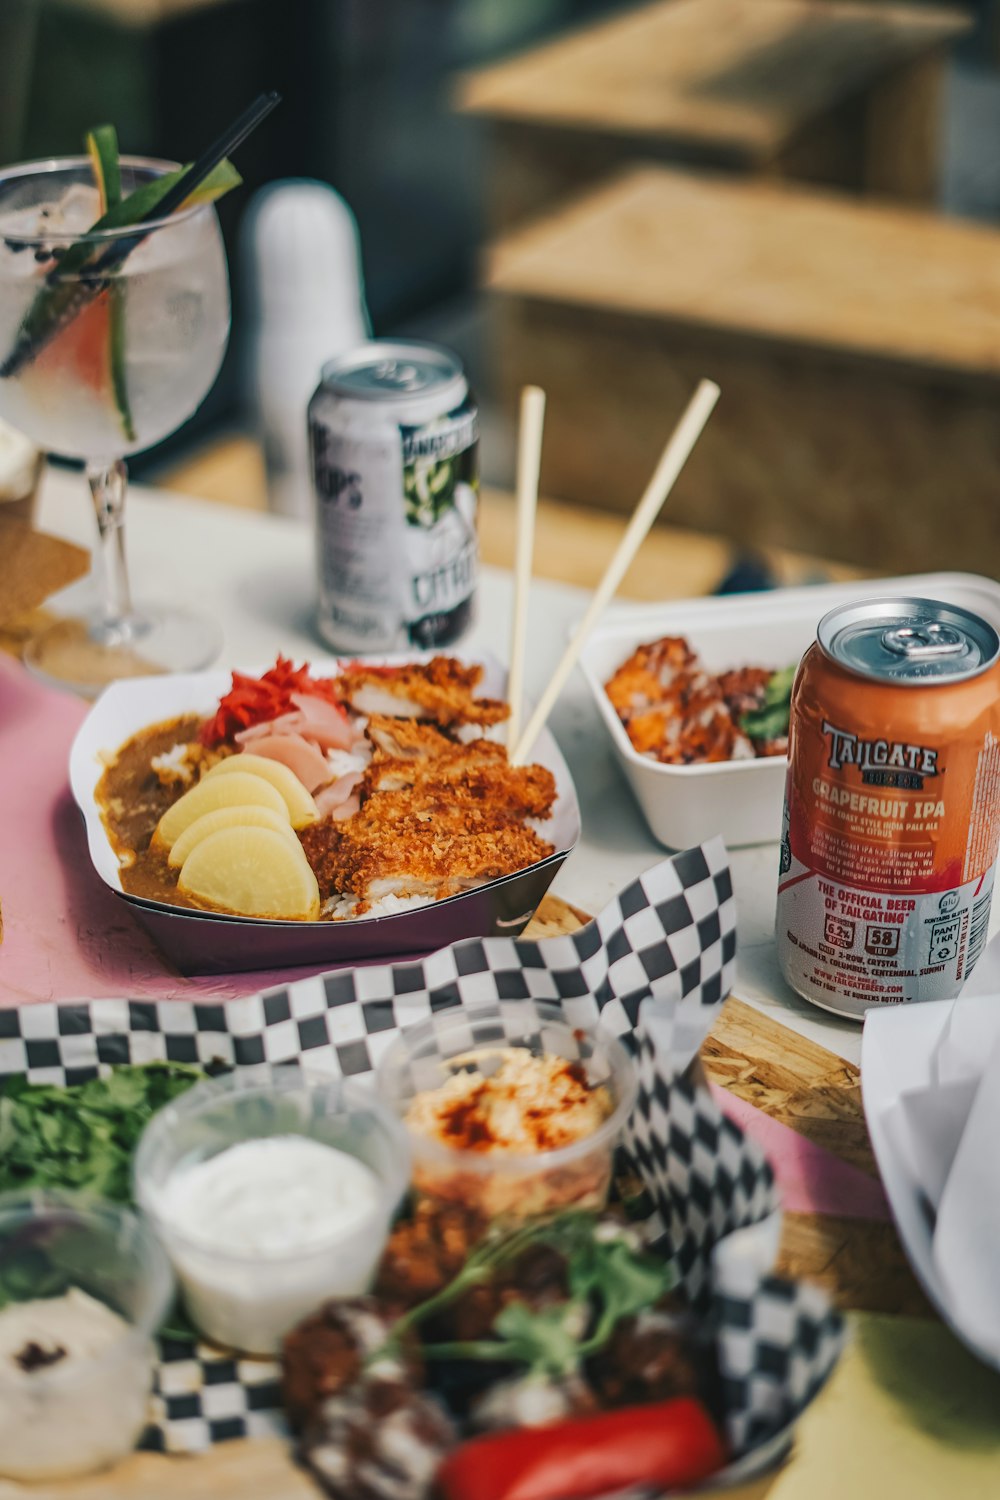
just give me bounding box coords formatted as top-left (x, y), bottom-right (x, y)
top-left (312, 395), bottom-right (479, 653)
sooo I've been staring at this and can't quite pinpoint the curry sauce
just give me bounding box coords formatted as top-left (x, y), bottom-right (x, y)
top-left (96, 715), bottom-right (221, 910)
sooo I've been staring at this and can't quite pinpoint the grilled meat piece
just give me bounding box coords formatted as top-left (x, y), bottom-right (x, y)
top-left (283, 1299), bottom-right (407, 1431)
top-left (298, 1378), bottom-right (457, 1500)
top-left (375, 1201), bottom-right (487, 1312)
top-left (604, 636), bottom-right (697, 722)
top-left (717, 666), bottom-right (789, 759)
top-left (447, 1241), bottom-right (570, 1345)
top-left (755, 734), bottom-right (789, 759)
top-left (377, 1204), bottom-right (569, 1345)
top-left (586, 1306), bottom-right (712, 1410)
top-left (716, 666), bottom-right (772, 722)
top-left (338, 658), bottom-right (508, 730)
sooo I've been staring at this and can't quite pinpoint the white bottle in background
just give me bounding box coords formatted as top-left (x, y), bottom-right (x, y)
top-left (241, 181), bottom-right (370, 519)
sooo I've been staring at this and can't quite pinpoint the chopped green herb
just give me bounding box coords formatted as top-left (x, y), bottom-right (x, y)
top-left (0, 1062), bottom-right (204, 1202)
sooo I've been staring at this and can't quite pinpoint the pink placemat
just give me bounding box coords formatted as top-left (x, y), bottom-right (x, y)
top-left (709, 1082), bottom-right (890, 1220)
top-left (0, 657), bottom-right (350, 1005)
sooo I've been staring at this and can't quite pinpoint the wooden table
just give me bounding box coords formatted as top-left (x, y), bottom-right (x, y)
top-left (4, 468), bottom-right (998, 1496)
top-left (486, 164), bottom-right (1000, 575)
top-left (457, 0), bottom-right (971, 226)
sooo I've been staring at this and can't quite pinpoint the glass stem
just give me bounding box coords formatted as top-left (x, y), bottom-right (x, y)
top-left (87, 458), bottom-right (132, 641)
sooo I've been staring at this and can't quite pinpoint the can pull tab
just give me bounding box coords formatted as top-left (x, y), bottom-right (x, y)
top-left (881, 621), bottom-right (970, 661)
top-left (373, 361), bottom-right (422, 391)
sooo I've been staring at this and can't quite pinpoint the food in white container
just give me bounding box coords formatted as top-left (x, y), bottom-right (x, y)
top-left (604, 634), bottom-right (792, 764)
top-left (579, 573), bottom-right (1000, 850)
top-left (135, 1069), bottom-right (409, 1355)
top-left (377, 1000), bottom-right (636, 1222)
top-left (0, 1193), bottom-right (172, 1481)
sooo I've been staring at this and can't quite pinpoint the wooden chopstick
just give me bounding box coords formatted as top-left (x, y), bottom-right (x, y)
top-left (506, 385), bottom-right (546, 752)
top-left (510, 379), bottom-right (721, 766)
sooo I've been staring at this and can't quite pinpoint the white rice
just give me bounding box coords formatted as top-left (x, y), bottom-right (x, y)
top-left (324, 892), bottom-right (435, 922)
top-left (150, 743), bottom-right (194, 784)
top-left (324, 746), bottom-right (371, 777)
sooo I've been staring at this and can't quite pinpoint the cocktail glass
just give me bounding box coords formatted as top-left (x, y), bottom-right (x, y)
top-left (0, 156), bottom-right (231, 693)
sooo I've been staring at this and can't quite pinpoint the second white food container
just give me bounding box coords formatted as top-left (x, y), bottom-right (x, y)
top-left (580, 572), bottom-right (1000, 850)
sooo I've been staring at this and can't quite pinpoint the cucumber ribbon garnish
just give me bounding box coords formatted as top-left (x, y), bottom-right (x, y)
top-left (0, 128), bottom-right (240, 420)
top-left (86, 124), bottom-right (134, 444)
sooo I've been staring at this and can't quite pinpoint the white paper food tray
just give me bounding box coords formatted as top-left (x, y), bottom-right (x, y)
top-left (68, 653), bottom-right (581, 972)
top-left (580, 571), bottom-right (1000, 850)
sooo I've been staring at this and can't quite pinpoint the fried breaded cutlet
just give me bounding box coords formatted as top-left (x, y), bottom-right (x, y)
top-left (326, 788), bottom-right (555, 907)
top-left (362, 740), bottom-right (555, 820)
top-left (364, 715), bottom-right (457, 760)
top-left (338, 657), bottom-right (509, 730)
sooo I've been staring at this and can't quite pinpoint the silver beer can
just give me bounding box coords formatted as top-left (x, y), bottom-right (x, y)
top-left (309, 341), bottom-right (479, 653)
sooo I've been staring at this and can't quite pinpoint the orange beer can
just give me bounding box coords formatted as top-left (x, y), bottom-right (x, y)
top-left (776, 598), bottom-right (1000, 1018)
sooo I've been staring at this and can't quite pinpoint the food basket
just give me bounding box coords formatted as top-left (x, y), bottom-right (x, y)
top-left (0, 840), bottom-right (843, 1489)
top-left (68, 652), bottom-right (580, 973)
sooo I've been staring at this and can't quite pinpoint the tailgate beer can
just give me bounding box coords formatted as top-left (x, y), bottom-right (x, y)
top-left (777, 598), bottom-right (1000, 1018)
top-left (310, 341), bottom-right (479, 652)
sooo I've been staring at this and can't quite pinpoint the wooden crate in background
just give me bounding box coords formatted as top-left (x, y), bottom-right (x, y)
top-left (458, 0), bottom-right (971, 229)
top-left (486, 167), bottom-right (1000, 576)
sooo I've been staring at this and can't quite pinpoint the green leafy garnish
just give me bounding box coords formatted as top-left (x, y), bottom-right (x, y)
top-left (739, 664), bottom-right (796, 742)
top-left (0, 1062), bottom-right (204, 1202)
top-left (490, 1300), bottom-right (585, 1376)
top-left (393, 1211), bottom-right (675, 1380)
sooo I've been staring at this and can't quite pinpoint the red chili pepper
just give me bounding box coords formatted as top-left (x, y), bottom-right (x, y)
top-left (435, 1397), bottom-right (726, 1500)
top-left (199, 656), bottom-right (345, 746)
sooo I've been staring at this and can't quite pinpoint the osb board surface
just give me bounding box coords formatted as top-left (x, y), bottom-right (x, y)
top-left (701, 997), bottom-right (930, 1317)
top-left (457, 0), bottom-right (966, 152)
top-left (486, 167), bottom-right (1000, 380)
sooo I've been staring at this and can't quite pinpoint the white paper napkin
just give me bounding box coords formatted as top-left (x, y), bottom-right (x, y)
top-left (885, 994), bottom-right (1000, 1212)
top-left (932, 1025), bottom-right (1000, 1362)
top-left (932, 994), bottom-right (1000, 1086)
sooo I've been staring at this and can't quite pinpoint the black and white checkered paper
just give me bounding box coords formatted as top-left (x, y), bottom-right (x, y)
top-left (0, 836), bottom-right (843, 1468)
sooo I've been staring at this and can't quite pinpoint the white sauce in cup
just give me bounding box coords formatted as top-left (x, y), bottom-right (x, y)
top-left (152, 1134), bottom-right (387, 1353)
